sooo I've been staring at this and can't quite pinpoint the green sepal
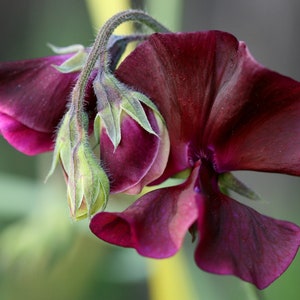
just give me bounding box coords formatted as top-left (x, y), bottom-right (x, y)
top-left (48, 43), bottom-right (88, 73)
top-left (120, 93), bottom-right (157, 136)
top-left (45, 110), bottom-right (75, 182)
top-left (45, 107), bottom-right (109, 220)
top-left (93, 114), bottom-right (101, 145)
top-left (128, 90), bottom-right (164, 122)
top-left (219, 172), bottom-right (261, 201)
top-left (94, 74), bottom-right (122, 148)
top-left (93, 71), bottom-right (163, 150)
top-left (53, 51), bottom-right (88, 73)
top-left (67, 142), bottom-right (110, 220)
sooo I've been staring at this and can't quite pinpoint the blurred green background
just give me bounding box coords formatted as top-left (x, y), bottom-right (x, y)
top-left (1, 1), bottom-right (300, 299)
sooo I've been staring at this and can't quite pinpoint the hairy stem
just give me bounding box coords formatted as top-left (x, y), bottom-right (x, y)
top-left (71, 9), bottom-right (170, 129)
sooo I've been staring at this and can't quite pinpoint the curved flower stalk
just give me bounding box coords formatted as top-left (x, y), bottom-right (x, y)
top-left (90, 31), bottom-right (300, 289)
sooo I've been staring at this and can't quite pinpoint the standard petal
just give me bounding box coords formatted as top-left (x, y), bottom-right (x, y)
top-left (208, 62), bottom-right (300, 175)
top-left (116, 31), bottom-right (300, 177)
top-left (115, 31), bottom-right (244, 179)
top-left (90, 165), bottom-right (200, 258)
top-left (195, 160), bottom-right (300, 289)
top-left (100, 109), bottom-right (169, 194)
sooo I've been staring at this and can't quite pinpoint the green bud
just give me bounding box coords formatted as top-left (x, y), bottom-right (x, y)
top-left (46, 107), bottom-right (110, 220)
top-left (67, 142), bottom-right (110, 220)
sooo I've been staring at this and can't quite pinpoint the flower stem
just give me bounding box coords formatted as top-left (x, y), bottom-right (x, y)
top-left (70, 9), bottom-right (170, 128)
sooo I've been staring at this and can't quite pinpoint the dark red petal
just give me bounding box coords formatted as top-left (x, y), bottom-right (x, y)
top-left (195, 161), bottom-right (300, 289)
top-left (0, 55), bottom-right (78, 131)
top-left (0, 112), bottom-right (53, 154)
top-left (115, 31), bottom-right (243, 178)
top-left (100, 110), bottom-right (168, 194)
top-left (90, 165), bottom-right (200, 258)
top-left (195, 194), bottom-right (300, 289)
top-left (116, 31), bottom-right (300, 177)
top-left (0, 55), bottom-right (98, 155)
top-left (209, 66), bottom-right (300, 175)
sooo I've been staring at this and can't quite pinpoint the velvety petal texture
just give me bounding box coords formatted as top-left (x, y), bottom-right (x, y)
top-left (0, 55), bottom-right (85, 155)
top-left (115, 31), bottom-right (300, 178)
top-left (90, 30), bottom-right (300, 289)
top-left (0, 112), bottom-right (54, 154)
top-left (196, 159), bottom-right (300, 289)
top-left (90, 165), bottom-right (200, 257)
top-left (196, 194), bottom-right (300, 289)
top-left (211, 69), bottom-right (300, 175)
top-left (100, 109), bottom-right (169, 194)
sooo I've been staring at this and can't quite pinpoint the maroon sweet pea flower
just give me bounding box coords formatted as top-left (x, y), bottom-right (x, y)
top-left (90, 31), bottom-right (300, 289)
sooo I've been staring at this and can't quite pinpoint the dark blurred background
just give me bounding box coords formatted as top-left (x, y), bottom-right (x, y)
top-left (1, 1), bottom-right (300, 300)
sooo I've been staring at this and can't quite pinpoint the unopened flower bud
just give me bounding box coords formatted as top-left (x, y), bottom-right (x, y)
top-left (67, 142), bottom-right (109, 220)
top-left (46, 107), bottom-right (109, 220)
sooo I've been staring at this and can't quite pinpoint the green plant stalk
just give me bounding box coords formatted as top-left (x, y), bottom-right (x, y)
top-left (71, 9), bottom-right (170, 129)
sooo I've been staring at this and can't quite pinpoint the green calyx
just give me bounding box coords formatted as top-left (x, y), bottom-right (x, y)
top-left (45, 109), bottom-right (76, 180)
top-left (49, 43), bottom-right (88, 73)
top-left (67, 141), bottom-right (109, 220)
top-left (46, 107), bottom-right (109, 220)
top-left (93, 71), bottom-right (163, 149)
